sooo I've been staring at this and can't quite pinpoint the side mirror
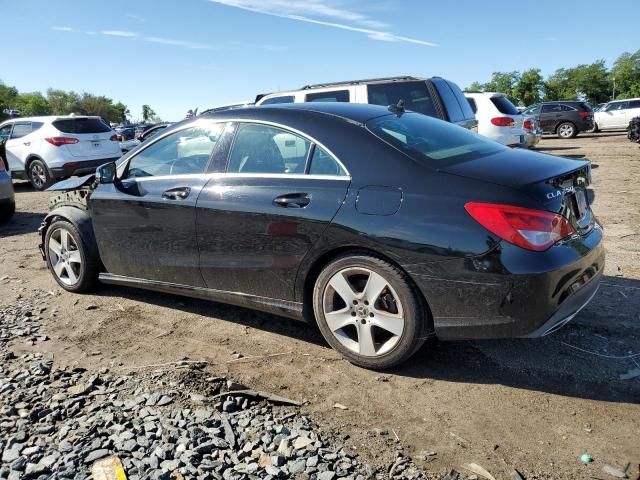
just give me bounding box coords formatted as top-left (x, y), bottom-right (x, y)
top-left (96, 161), bottom-right (117, 184)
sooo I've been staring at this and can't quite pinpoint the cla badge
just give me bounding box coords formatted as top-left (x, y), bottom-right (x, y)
top-left (546, 186), bottom-right (576, 200)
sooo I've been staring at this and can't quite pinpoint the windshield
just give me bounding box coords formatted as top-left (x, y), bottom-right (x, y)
top-left (366, 112), bottom-right (505, 167)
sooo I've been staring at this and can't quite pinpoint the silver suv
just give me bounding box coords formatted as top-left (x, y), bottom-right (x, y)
top-left (255, 76), bottom-right (478, 130)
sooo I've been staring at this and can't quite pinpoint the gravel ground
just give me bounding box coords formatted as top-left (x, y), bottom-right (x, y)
top-left (0, 132), bottom-right (639, 480)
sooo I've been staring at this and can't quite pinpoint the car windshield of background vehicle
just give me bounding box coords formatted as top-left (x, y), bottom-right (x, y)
top-left (368, 81), bottom-right (438, 118)
top-left (366, 113), bottom-right (505, 166)
top-left (53, 118), bottom-right (112, 134)
top-left (125, 123), bottom-right (223, 178)
top-left (490, 96), bottom-right (520, 115)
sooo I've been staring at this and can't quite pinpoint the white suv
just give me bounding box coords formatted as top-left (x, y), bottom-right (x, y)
top-left (594, 98), bottom-right (640, 132)
top-left (0, 116), bottom-right (121, 190)
top-left (465, 92), bottom-right (539, 147)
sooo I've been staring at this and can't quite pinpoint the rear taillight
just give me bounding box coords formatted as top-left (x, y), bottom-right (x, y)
top-left (46, 137), bottom-right (79, 147)
top-left (523, 119), bottom-right (533, 130)
top-left (464, 202), bottom-right (575, 252)
top-left (490, 117), bottom-right (515, 127)
top-left (110, 134), bottom-right (118, 141)
top-left (579, 111), bottom-right (592, 118)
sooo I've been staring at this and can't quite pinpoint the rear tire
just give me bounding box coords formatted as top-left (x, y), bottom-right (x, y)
top-left (312, 254), bottom-right (428, 369)
top-left (44, 220), bottom-right (99, 292)
top-left (28, 159), bottom-right (53, 191)
top-left (557, 122), bottom-right (577, 139)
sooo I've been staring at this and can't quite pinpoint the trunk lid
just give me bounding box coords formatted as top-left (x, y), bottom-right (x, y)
top-left (52, 118), bottom-right (120, 158)
top-left (441, 148), bottom-right (594, 234)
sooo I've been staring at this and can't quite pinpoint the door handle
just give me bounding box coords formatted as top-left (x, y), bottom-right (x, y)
top-left (162, 187), bottom-right (191, 200)
top-left (273, 193), bottom-right (310, 208)
top-left (23, 141), bottom-right (30, 146)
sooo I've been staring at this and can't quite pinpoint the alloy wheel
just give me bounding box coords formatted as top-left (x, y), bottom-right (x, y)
top-left (48, 228), bottom-right (83, 286)
top-left (322, 267), bottom-right (405, 357)
top-left (30, 163), bottom-right (47, 189)
top-left (558, 124), bottom-right (575, 138)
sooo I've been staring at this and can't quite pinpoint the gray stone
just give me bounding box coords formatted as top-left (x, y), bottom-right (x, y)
top-left (318, 471), bottom-right (336, 480)
top-left (84, 449), bottom-right (110, 464)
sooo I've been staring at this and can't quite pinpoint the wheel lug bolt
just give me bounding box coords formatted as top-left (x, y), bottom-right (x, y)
top-left (351, 312), bottom-right (356, 317)
top-left (364, 300), bottom-right (369, 305)
top-left (353, 300), bottom-right (358, 305)
top-left (369, 313), bottom-right (374, 317)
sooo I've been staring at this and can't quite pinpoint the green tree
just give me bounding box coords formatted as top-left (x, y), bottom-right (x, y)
top-left (482, 71), bottom-right (521, 103)
top-left (46, 89), bottom-right (80, 115)
top-left (0, 81), bottom-right (19, 121)
top-left (465, 81), bottom-right (485, 92)
top-left (113, 102), bottom-right (130, 123)
top-left (141, 104), bottom-right (156, 122)
top-left (15, 92), bottom-right (51, 116)
top-left (610, 50), bottom-right (640, 99)
top-left (513, 68), bottom-right (543, 106)
top-left (571, 61), bottom-right (610, 105)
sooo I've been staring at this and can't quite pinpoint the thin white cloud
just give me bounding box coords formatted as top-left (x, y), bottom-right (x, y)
top-left (208, 0), bottom-right (437, 46)
top-left (143, 36), bottom-right (214, 50)
top-left (101, 30), bottom-right (138, 37)
top-left (125, 13), bottom-right (146, 23)
top-left (52, 26), bottom-right (73, 32)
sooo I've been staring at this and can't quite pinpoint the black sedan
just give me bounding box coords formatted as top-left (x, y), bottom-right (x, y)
top-left (39, 103), bottom-right (604, 369)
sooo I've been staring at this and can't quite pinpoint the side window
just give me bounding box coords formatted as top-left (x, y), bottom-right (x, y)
top-left (560, 104), bottom-right (576, 111)
top-left (125, 123), bottom-right (223, 178)
top-left (368, 81), bottom-right (437, 118)
top-left (10, 123), bottom-right (32, 139)
top-left (431, 78), bottom-right (465, 123)
top-left (629, 100), bottom-right (640, 109)
top-left (309, 146), bottom-right (347, 176)
top-left (606, 102), bottom-right (627, 111)
top-left (228, 124), bottom-right (311, 174)
top-left (466, 98), bottom-right (477, 114)
top-left (305, 90), bottom-right (350, 103)
top-left (541, 104), bottom-right (560, 113)
top-left (261, 96), bottom-right (295, 105)
top-left (525, 104), bottom-right (541, 115)
top-left (0, 125), bottom-right (12, 142)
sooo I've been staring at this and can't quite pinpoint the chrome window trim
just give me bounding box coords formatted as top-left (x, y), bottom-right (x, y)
top-left (119, 117), bottom-right (351, 180)
top-left (126, 172), bottom-right (351, 184)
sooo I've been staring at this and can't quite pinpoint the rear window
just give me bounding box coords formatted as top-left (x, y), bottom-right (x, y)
top-left (53, 118), bottom-right (112, 134)
top-left (366, 112), bottom-right (505, 167)
top-left (490, 96), bottom-right (520, 115)
top-left (466, 97), bottom-right (477, 114)
top-left (578, 102), bottom-right (593, 112)
top-left (367, 81), bottom-right (438, 118)
top-left (305, 90), bottom-right (350, 103)
top-left (261, 96), bottom-right (295, 105)
top-left (630, 99), bottom-right (640, 109)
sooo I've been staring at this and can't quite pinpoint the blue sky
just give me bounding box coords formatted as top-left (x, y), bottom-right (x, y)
top-left (3, 0), bottom-right (638, 121)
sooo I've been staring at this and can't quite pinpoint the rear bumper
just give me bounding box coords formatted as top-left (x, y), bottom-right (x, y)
top-left (406, 225), bottom-right (604, 340)
top-left (50, 157), bottom-right (120, 178)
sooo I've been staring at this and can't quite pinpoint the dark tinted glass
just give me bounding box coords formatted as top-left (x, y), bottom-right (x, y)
top-left (541, 104), bottom-right (560, 113)
top-left (523, 104), bottom-right (541, 115)
top-left (431, 78), bottom-right (464, 122)
top-left (261, 96), bottom-right (295, 105)
top-left (366, 113), bottom-right (505, 167)
top-left (629, 100), bottom-right (640, 108)
top-left (309, 146), bottom-right (347, 176)
top-left (53, 118), bottom-right (111, 134)
top-left (560, 104), bottom-right (576, 111)
top-left (305, 90), bottom-right (350, 103)
top-left (466, 97), bottom-right (477, 114)
top-left (490, 96), bottom-right (520, 115)
top-left (367, 81), bottom-right (437, 117)
top-left (10, 123), bottom-right (31, 139)
top-left (578, 102), bottom-right (593, 111)
top-left (228, 124), bottom-right (310, 174)
top-left (0, 125), bottom-right (11, 140)
top-left (31, 122), bottom-right (44, 132)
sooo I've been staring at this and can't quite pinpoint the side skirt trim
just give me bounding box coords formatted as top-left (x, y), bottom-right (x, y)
top-left (98, 273), bottom-right (305, 321)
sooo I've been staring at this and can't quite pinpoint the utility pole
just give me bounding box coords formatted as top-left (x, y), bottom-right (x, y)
top-left (612, 77), bottom-right (616, 100)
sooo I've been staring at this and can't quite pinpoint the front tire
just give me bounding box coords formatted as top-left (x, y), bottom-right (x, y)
top-left (557, 122), bottom-right (577, 139)
top-left (44, 220), bottom-right (99, 292)
top-left (0, 201), bottom-right (15, 223)
top-left (312, 254), bottom-right (427, 369)
top-left (28, 159), bottom-right (53, 191)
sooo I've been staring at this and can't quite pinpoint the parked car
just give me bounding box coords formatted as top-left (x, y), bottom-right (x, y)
top-left (593, 98), bottom-right (640, 132)
top-left (116, 127), bottom-right (136, 142)
top-left (120, 123), bottom-right (170, 153)
top-left (464, 92), bottom-right (539, 147)
top-left (521, 101), bottom-right (594, 138)
top-left (256, 76), bottom-right (478, 130)
top-left (0, 139), bottom-right (15, 222)
top-left (40, 103), bottom-right (603, 369)
top-left (0, 116), bottom-right (121, 190)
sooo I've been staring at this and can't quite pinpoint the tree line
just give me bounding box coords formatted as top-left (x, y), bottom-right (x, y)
top-left (0, 80), bottom-right (158, 124)
top-left (466, 50), bottom-right (640, 107)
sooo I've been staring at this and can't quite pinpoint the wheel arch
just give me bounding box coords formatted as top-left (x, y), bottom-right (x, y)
top-left (39, 206), bottom-right (100, 265)
top-left (298, 245), bottom-right (434, 333)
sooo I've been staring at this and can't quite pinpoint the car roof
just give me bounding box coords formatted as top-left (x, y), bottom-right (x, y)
top-left (464, 92), bottom-right (505, 98)
top-left (1, 115), bottom-right (103, 124)
top-left (203, 102), bottom-right (396, 124)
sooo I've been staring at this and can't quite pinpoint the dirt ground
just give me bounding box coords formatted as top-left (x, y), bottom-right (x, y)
top-left (1, 131), bottom-right (639, 479)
